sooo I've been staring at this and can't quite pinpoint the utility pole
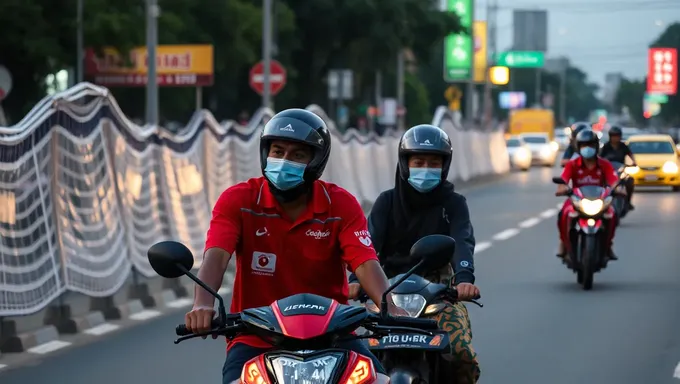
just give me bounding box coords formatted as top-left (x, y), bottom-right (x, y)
top-left (145, 0), bottom-right (159, 125)
top-left (560, 64), bottom-right (567, 124)
top-left (76, 0), bottom-right (84, 84)
top-left (485, 0), bottom-right (499, 122)
top-left (262, 0), bottom-right (273, 109)
top-left (396, 49), bottom-right (405, 130)
top-left (465, 5), bottom-right (475, 121)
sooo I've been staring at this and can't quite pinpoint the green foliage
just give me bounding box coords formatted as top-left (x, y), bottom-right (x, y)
top-left (404, 73), bottom-right (431, 126)
top-left (650, 22), bottom-right (680, 124)
top-left (614, 79), bottom-right (645, 124)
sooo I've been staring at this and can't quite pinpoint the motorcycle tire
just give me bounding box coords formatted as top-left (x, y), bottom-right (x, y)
top-left (388, 368), bottom-right (423, 384)
top-left (579, 235), bottom-right (598, 290)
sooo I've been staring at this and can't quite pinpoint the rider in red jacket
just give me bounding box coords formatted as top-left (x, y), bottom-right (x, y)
top-left (556, 129), bottom-right (623, 261)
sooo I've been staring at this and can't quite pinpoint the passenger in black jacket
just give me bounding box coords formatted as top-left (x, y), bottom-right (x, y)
top-left (348, 124), bottom-right (481, 383)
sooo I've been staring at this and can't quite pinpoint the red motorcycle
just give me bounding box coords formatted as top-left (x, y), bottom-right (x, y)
top-left (552, 177), bottom-right (623, 290)
top-left (147, 234), bottom-right (455, 384)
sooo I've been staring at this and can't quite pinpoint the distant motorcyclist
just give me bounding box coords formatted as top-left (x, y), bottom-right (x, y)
top-left (348, 124), bottom-right (481, 383)
top-left (599, 126), bottom-right (636, 210)
top-left (556, 129), bottom-right (624, 261)
top-left (560, 122), bottom-right (590, 166)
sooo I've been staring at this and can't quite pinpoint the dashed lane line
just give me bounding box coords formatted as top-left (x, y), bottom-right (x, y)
top-left (166, 298), bottom-right (194, 308)
top-left (492, 228), bottom-right (520, 241)
top-left (540, 208), bottom-right (558, 218)
top-left (673, 361), bottom-right (680, 379)
top-left (519, 217), bottom-right (541, 228)
top-left (475, 242), bottom-right (492, 254)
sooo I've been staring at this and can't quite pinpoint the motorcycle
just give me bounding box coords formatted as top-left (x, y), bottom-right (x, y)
top-left (608, 161), bottom-right (634, 220)
top-left (360, 274), bottom-right (482, 383)
top-left (552, 176), bottom-right (623, 290)
top-left (146, 234), bottom-right (456, 384)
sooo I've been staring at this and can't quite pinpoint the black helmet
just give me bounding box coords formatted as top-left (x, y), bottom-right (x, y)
top-left (259, 109), bottom-right (331, 198)
top-left (608, 126), bottom-right (622, 136)
top-left (575, 129), bottom-right (599, 148)
top-left (571, 122), bottom-right (590, 139)
top-left (397, 124), bottom-right (452, 181)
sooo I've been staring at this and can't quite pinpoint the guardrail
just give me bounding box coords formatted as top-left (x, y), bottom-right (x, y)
top-left (0, 82), bottom-right (509, 318)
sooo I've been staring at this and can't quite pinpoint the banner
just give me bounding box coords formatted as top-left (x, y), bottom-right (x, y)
top-left (85, 45), bottom-right (214, 87)
top-left (646, 47), bottom-right (677, 95)
top-left (473, 21), bottom-right (488, 83)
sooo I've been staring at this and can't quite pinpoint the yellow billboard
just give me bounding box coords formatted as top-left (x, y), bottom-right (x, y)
top-left (473, 21), bottom-right (487, 83)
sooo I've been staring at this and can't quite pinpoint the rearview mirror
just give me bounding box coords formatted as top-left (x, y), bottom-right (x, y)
top-left (148, 241), bottom-right (195, 278)
top-left (409, 234), bottom-right (456, 271)
top-left (552, 177), bottom-right (566, 185)
top-left (378, 235), bottom-right (456, 317)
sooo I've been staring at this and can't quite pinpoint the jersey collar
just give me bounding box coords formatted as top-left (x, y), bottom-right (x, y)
top-left (258, 179), bottom-right (331, 214)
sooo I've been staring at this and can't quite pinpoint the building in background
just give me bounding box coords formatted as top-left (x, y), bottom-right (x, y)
top-left (602, 72), bottom-right (623, 106)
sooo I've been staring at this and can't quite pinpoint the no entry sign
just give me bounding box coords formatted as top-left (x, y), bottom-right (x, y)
top-left (249, 60), bottom-right (287, 96)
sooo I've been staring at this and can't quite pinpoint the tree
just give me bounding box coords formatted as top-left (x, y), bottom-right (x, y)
top-left (614, 78), bottom-right (645, 124)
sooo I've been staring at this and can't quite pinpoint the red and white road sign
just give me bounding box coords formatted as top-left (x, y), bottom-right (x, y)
top-left (647, 48), bottom-right (677, 95)
top-left (249, 60), bottom-right (287, 96)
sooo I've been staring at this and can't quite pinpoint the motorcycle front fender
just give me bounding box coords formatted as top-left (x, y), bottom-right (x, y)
top-left (387, 367), bottom-right (422, 384)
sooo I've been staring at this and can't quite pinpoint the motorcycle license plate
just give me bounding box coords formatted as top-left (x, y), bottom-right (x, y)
top-left (644, 175), bottom-right (658, 181)
top-left (367, 331), bottom-right (448, 351)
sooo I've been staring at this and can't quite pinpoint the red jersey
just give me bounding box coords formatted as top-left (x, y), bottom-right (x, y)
top-left (204, 177), bottom-right (378, 349)
top-left (561, 156), bottom-right (618, 188)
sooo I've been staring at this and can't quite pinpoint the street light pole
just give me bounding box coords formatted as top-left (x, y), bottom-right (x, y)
top-left (262, 0), bottom-right (272, 109)
top-left (145, 0), bottom-right (159, 125)
top-left (76, 0), bottom-right (84, 84)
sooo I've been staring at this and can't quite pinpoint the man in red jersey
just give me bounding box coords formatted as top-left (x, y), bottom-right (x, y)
top-left (556, 129), bottom-right (624, 261)
top-left (184, 108), bottom-right (404, 384)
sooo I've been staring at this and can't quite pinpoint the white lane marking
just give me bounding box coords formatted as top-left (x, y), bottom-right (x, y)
top-left (475, 242), bottom-right (492, 254)
top-left (492, 228), bottom-right (520, 241)
top-left (218, 286), bottom-right (231, 296)
top-left (129, 310), bottom-right (162, 321)
top-left (557, 202), bottom-right (563, 209)
top-left (673, 361), bottom-right (680, 378)
top-left (166, 298), bottom-right (193, 308)
top-left (83, 323), bottom-right (120, 336)
top-left (0, 364), bottom-right (7, 370)
top-left (27, 340), bottom-right (72, 354)
top-left (540, 208), bottom-right (558, 218)
top-left (519, 217), bottom-right (541, 228)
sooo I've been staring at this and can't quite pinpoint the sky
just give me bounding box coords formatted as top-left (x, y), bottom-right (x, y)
top-left (474, 0), bottom-right (679, 86)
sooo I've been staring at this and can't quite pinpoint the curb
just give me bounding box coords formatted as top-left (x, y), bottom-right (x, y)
top-left (0, 274), bottom-right (232, 356)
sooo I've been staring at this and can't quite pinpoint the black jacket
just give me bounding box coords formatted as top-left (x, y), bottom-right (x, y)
top-left (600, 142), bottom-right (634, 164)
top-left (349, 182), bottom-right (476, 285)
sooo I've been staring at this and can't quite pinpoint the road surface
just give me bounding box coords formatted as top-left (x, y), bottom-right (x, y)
top-left (2, 166), bottom-right (679, 383)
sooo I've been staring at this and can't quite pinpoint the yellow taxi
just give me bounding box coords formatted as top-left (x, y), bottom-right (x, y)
top-left (624, 134), bottom-right (680, 191)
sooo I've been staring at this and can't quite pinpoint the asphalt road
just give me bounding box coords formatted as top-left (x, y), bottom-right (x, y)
top-left (2, 166), bottom-right (680, 384)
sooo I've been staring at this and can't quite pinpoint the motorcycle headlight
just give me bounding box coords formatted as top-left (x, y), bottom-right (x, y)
top-left (662, 161), bottom-right (678, 174)
top-left (580, 199), bottom-right (604, 216)
top-left (270, 354), bottom-right (341, 384)
top-left (366, 294), bottom-right (427, 317)
top-left (624, 166), bottom-right (639, 175)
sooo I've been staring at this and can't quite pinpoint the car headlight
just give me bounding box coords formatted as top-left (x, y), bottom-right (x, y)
top-left (365, 294), bottom-right (427, 318)
top-left (662, 161), bottom-right (678, 173)
top-left (580, 199), bottom-right (604, 216)
top-left (515, 148), bottom-right (529, 160)
top-left (269, 353), bottom-right (341, 384)
top-left (624, 166), bottom-right (639, 175)
top-left (550, 141), bottom-right (559, 151)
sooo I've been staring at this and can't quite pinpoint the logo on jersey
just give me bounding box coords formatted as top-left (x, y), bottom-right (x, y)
top-left (255, 227), bottom-right (268, 236)
top-left (354, 230), bottom-right (372, 247)
top-left (251, 252), bottom-right (277, 275)
top-left (306, 229), bottom-right (331, 239)
top-left (576, 175), bottom-right (601, 184)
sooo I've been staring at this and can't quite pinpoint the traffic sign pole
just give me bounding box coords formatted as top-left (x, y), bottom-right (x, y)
top-left (262, 0), bottom-right (272, 109)
top-left (465, 3), bottom-right (475, 120)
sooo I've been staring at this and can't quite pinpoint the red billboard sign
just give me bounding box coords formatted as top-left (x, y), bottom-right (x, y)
top-left (647, 48), bottom-right (677, 95)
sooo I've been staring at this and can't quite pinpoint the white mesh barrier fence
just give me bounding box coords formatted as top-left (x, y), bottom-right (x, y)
top-left (0, 83), bottom-right (508, 316)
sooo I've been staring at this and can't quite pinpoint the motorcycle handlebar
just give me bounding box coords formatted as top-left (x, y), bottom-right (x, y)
top-left (368, 314), bottom-right (439, 330)
top-left (175, 318), bottom-right (223, 336)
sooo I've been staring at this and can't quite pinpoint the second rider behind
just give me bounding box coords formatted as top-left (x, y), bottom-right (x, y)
top-left (349, 124), bottom-right (482, 383)
top-left (599, 126), bottom-right (636, 210)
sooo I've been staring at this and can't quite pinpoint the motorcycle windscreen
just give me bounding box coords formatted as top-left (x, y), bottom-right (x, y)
top-left (577, 186), bottom-right (605, 199)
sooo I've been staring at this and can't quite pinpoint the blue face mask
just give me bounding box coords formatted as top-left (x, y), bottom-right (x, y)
top-left (264, 157), bottom-right (306, 190)
top-left (408, 167), bottom-right (442, 193)
top-left (580, 147), bottom-right (596, 159)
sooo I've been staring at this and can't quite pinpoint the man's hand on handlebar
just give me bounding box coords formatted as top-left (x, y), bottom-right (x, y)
top-left (185, 306), bottom-right (218, 339)
top-left (455, 283), bottom-right (480, 301)
top-left (555, 184), bottom-right (570, 196)
top-left (348, 283), bottom-right (361, 300)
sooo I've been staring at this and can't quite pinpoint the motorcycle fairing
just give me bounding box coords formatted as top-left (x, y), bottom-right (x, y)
top-left (240, 293), bottom-right (368, 350)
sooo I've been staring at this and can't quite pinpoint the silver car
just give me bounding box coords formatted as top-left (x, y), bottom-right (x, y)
top-left (519, 133), bottom-right (558, 167)
top-left (506, 136), bottom-right (532, 171)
